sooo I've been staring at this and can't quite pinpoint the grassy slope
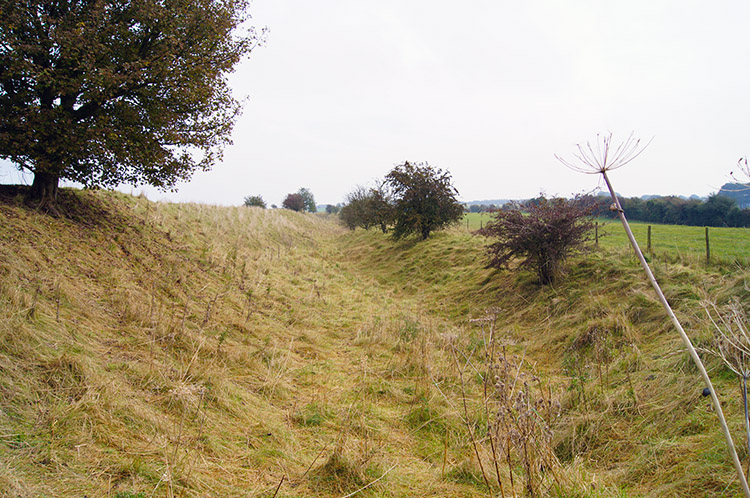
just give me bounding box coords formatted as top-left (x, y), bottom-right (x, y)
top-left (0, 189), bottom-right (494, 497)
top-left (1, 190), bottom-right (749, 497)
top-left (347, 228), bottom-right (750, 495)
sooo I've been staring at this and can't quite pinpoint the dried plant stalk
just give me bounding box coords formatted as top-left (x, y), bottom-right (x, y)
top-left (703, 300), bottom-right (750, 475)
top-left (558, 133), bottom-right (750, 498)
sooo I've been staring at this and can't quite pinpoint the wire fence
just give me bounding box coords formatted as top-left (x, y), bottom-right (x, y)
top-left (462, 213), bottom-right (750, 266)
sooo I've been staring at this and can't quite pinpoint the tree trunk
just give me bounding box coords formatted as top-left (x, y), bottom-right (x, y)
top-left (30, 170), bottom-right (60, 212)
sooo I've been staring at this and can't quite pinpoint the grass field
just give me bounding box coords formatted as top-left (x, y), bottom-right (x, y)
top-left (463, 212), bottom-right (750, 266)
top-left (597, 219), bottom-right (750, 265)
top-left (4, 191), bottom-right (750, 496)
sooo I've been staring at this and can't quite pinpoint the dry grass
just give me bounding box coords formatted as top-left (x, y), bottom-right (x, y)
top-left (0, 189), bottom-right (489, 497)
top-left (1, 188), bottom-right (749, 496)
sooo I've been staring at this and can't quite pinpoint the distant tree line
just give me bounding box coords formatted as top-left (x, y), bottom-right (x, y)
top-left (591, 194), bottom-right (750, 227)
top-left (243, 187), bottom-right (317, 212)
top-left (466, 204), bottom-right (502, 213)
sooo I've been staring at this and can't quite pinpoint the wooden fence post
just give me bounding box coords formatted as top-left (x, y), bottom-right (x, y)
top-left (706, 227), bottom-right (710, 263)
top-left (647, 225), bottom-right (652, 255)
top-left (595, 222), bottom-right (599, 246)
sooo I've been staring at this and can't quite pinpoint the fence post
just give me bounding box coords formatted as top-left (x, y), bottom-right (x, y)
top-left (647, 225), bottom-right (652, 255)
top-left (595, 221), bottom-right (599, 246)
top-left (706, 227), bottom-right (710, 263)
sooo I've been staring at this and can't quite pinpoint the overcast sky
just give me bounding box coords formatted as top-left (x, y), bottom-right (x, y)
top-left (3, 0), bottom-right (750, 206)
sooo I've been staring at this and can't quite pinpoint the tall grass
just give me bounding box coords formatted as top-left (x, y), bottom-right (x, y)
top-left (1, 188), bottom-right (749, 496)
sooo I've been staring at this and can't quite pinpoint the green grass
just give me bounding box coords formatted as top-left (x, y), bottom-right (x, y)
top-left (462, 211), bottom-right (494, 231)
top-left (596, 218), bottom-right (750, 265)
top-left (463, 212), bottom-right (750, 265)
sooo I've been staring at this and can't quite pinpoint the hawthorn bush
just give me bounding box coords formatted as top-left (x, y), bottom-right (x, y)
top-left (480, 196), bottom-right (594, 284)
top-left (339, 184), bottom-right (394, 233)
top-left (244, 195), bottom-right (266, 208)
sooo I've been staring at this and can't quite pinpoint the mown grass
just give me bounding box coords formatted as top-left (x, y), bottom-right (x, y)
top-left (596, 219), bottom-right (750, 266)
top-left (464, 212), bottom-right (750, 266)
top-left (1, 189), bottom-right (749, 497)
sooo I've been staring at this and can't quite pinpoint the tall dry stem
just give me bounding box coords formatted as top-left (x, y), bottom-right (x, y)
top-left (450, 344), bottom-right (493, 493)
top-left (702, 300), bottom-right (750, 475)
top-left (557, 132), bottom-right (750, 498)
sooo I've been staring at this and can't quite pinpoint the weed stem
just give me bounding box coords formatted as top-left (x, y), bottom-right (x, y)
top-left (602, 170), bottom-right (750, 498)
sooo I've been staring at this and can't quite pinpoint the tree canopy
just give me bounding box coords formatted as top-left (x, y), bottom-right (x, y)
top-left (282, 192), bottom-right (305, 212)
top-left (296, 187), bottom-right (316, 213)
top-left (339, 184), bottom-right (394, 233)
top-left (0, 0), bottom-right (261, 206)
top-left (339, 186), bottom-right (371, 230)
top-left (385, 161), bottom-right (463, 240)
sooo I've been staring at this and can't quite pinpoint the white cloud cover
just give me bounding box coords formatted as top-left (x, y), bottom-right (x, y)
top-left (3, 0), bottom-right (749, 206)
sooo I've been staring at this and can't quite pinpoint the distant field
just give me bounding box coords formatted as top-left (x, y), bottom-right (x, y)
top-left (461, 211), bottom-right (495, 231)
top-left (461, 213), bottom-right (750, 265)
top-left (598, 219), bottom-right (750, 265)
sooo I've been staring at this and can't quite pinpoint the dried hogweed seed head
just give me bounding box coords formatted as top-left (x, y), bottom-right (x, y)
top-left (555, 132), bottom-right (652, 174)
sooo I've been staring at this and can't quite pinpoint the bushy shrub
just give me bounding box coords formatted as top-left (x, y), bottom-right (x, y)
top-left (339, 184), bottom-right (394, 233)
top-left (480, 196), bottom-right (594, 284)
top-left (243, 195), bottom-right (266, 208)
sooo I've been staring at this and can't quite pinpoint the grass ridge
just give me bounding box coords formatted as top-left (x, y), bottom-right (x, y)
top-left (0, 189), bottom-right (748, 497)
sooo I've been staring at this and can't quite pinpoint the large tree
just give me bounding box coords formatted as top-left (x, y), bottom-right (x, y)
top-left (0, 0), bottom-right (260, 207)
top-left (385, 161), bottom-right (463, 240)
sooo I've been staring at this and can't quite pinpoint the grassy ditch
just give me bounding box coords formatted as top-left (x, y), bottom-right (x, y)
top-left (0, 189), bottom-right (749, 496)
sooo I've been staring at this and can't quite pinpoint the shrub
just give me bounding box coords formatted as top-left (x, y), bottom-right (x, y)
top-left (480, 196), bottom-right (594, 284)
top-left (243, 195), bottom-right (266, 208)
top-left (339, 184), bottom-right (394, 233)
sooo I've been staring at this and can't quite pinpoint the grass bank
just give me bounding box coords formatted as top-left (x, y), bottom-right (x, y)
top-left (1, 189), bottom-right (749, 497)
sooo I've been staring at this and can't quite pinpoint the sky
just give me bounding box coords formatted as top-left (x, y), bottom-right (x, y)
top-left (2, 0), bottom-right (750, 206)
